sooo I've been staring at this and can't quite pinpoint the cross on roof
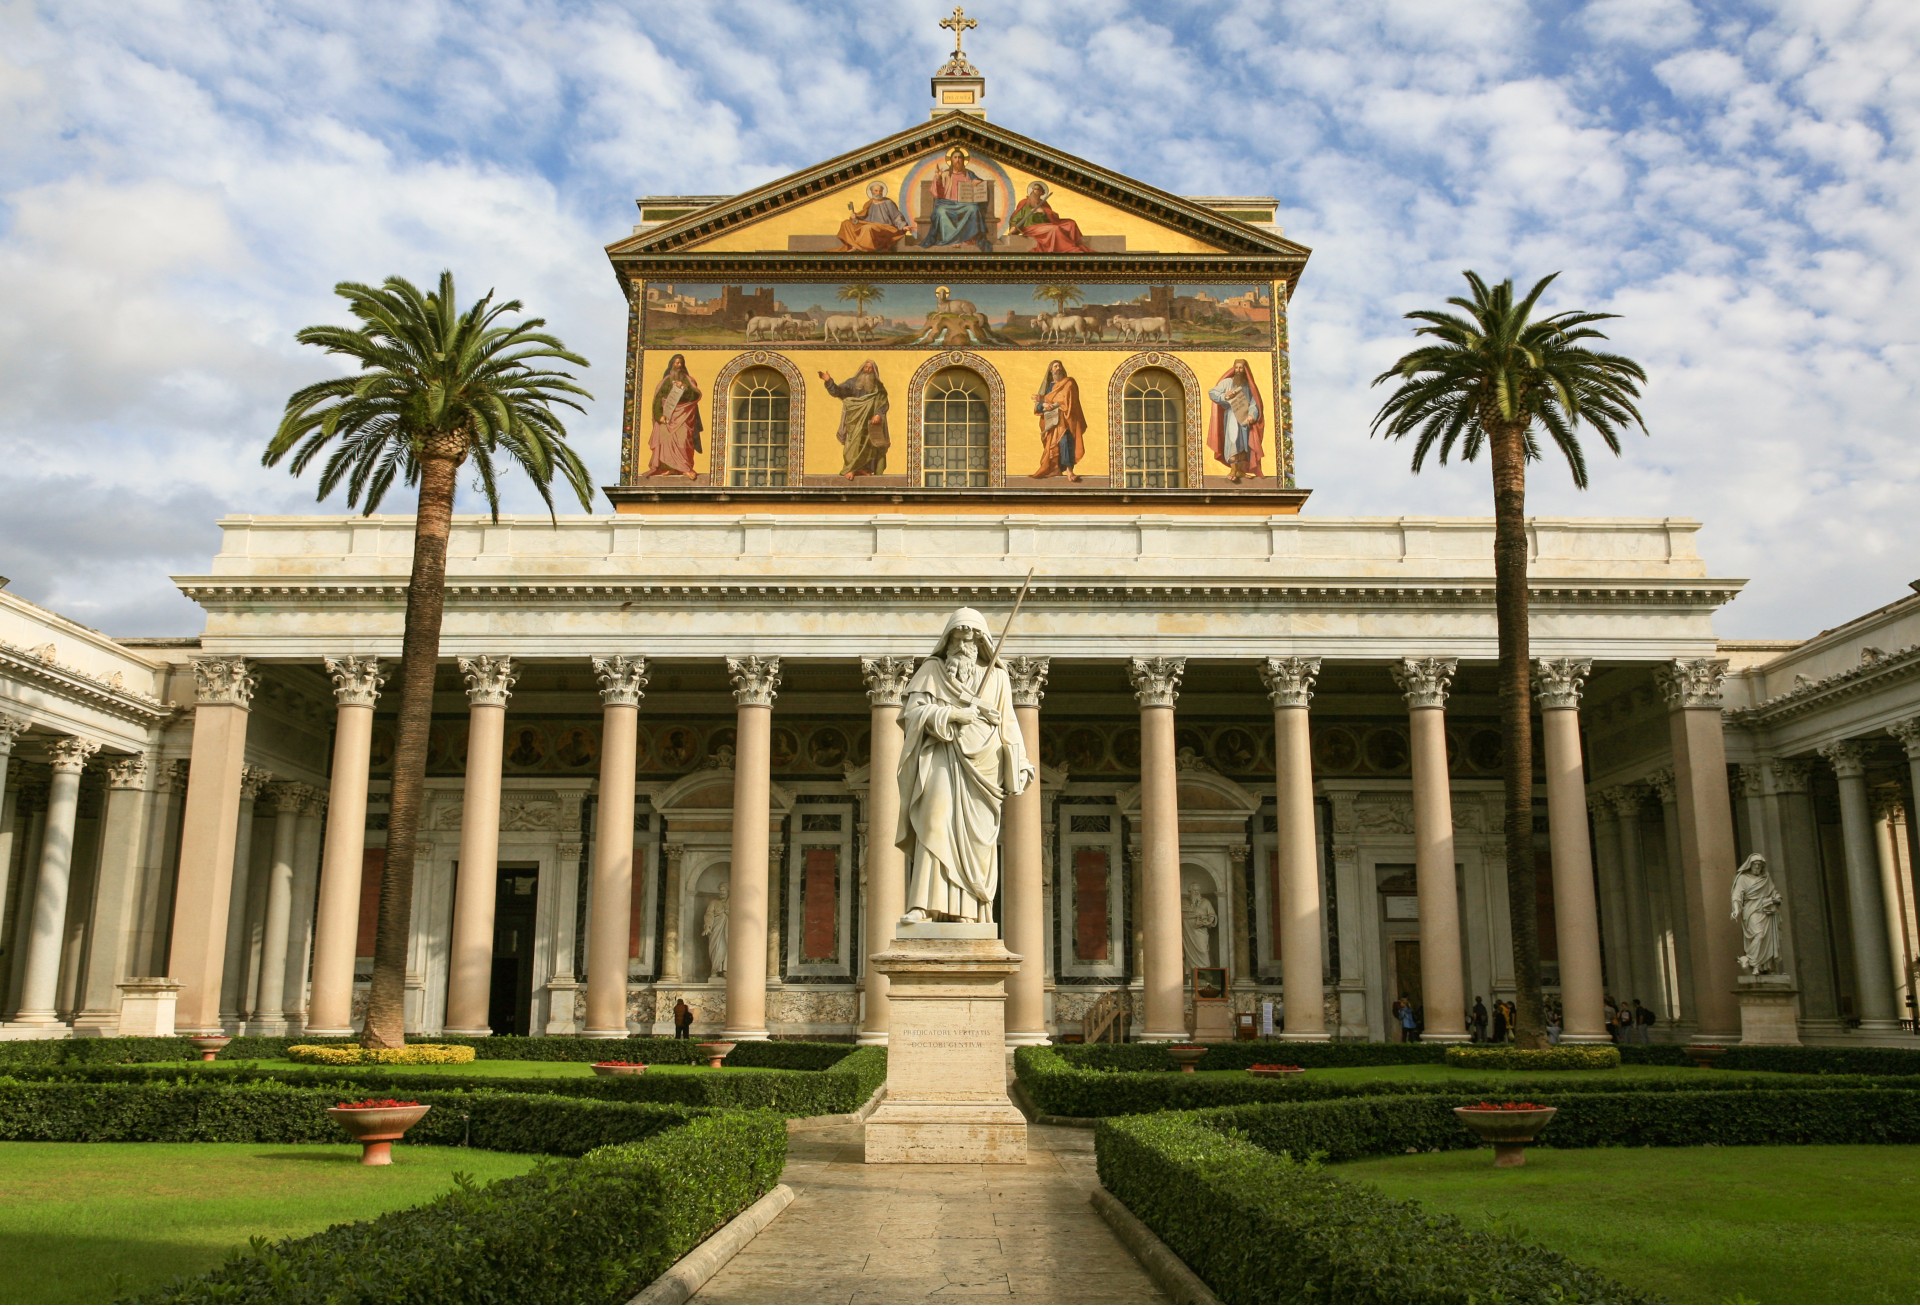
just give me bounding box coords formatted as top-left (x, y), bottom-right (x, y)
top-left (941, 6), bottom-right (977, 57)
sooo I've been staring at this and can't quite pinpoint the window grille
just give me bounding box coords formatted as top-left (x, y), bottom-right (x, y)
top-left (1121, 369), bottom-right (1183, 488)
top-left (921, 368), bottom-right (991, 488)
top-left (729, 368), bottom-right (790, 487)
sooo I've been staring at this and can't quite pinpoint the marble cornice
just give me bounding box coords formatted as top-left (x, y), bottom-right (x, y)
top-left (1726, 642), bottom-right (1920, 727)
top-left (0, 642), bottom-right (172, 725)
top-left (175, 578), bottom-right (1743, 612)
top-left (609, 253), bottom-right (1306, 281)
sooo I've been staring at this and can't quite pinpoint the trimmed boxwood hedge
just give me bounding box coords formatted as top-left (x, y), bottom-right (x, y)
top-left (6, 1044), bottom-right (888, 1119)
top-left (0, 1033), bottom-right (867, 1068)
top-left (1055, 1039), bottom-right (1448, 1071)
top-left (1015, 1045), bottom-right (1896, 1118)
top-left (1713, 1044), bottom-right (1920, 1076)
top-left (1096, 1111), bottom-right (1641, 1303)
top-left (1444, 1044), bottom-right (1621, 1070)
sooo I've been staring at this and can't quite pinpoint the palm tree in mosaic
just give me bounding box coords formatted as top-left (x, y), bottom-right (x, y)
top-left (265, 271), bottom-right (593, 1048)
top-left (1370, 272), bottom-right (1645, 1047)
top-left (837, 282), bottom-right (884, 318)
top-left (1032, 283), bottom-right (1084, 318)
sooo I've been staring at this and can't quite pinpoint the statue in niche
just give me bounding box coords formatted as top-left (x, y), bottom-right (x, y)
top-left (897, 608), bottom-right (1035, 924)
top-left (1730, 853), bottom-right (1783, 975)
top-left (703, 884), bottom-right (730, 981)
top-left (1182, 886), bottom-right (1216, 970)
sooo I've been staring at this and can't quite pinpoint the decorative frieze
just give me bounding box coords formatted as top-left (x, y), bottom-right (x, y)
top-left (1258, 656), bottom-right (1320, 708)
top-left (727, 655), bottom-right (782, 707)
top-left (322, 655), bottom-right (383, 707)
top-left (1819, 740), bottom-right (1868, 781)
top-left (1128, 656), bottom-right (1184, 708)
top-left (195, 656), bottom-right (258, 708)
top-left (1656, 657), bottom-right (1728, 710)
top-left (1391, 657), bottom-right (1456, 710)
top-left (1005, 656), bottom-right (1050, 708)
top-left (459, 655), bottom-right (518, 707)
top-left (47, 736), bottom-right (101, 774)
top-left (592, 655), bottom-right (648, 707)
top-left (860, 655), bottom-right (917, 707)
top-left (1532, 657), bottom-right (1592, 710)
top-left (105, 754), bottom-right (150, 790)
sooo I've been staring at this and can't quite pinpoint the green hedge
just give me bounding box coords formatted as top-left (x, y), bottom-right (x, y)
top-left (1444, 1044), bottom-right (1621, 1070)
top-left (1015, 1045), bottom-right (1896, 1118)
top-left (6, 1044), bottom-right (887, 1119)
top-left (0, 1033), bottom-right (870, 1068)
top-left (1713, 1044), bottom-right (1920, 1076)
top-left (1618, 1043), bottom-right (1694, 1065)
top-left (1096, 1111), bottom-right (1641, 1304)
top-left (1055, 1040), bottom-right (1447, 1071)
top-left (145, 1109), bottom-right (786, 1304)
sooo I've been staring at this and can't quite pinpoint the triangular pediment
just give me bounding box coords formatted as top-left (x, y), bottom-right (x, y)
top-left (608, 115), bottom-right (1310, 269)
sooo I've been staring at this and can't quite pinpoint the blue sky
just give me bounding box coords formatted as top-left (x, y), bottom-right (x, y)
top-left (1, 0), bottom-right (1914, 637)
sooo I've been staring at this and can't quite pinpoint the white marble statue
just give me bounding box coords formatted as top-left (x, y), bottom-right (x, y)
top-left (1730, 853), bottom-right (1783, 975)
top-left (1182, 886), bottom-right (1216, 970)
top-left (703, 884), bottom-right (730, 980)
top-left (897, 607), bottom-right (1036, 924)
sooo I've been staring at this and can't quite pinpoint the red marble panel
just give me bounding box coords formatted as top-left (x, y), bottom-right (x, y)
top-left (803, 846), bottom-right (839, 962)
top-left (1073, 848), bottom-right (1109, 961)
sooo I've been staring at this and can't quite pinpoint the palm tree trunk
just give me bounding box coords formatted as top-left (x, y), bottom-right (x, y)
top-left (361, 443), bottom-right (462, 1049)
top-left (1491, 420), bottom-right (1547, 1048)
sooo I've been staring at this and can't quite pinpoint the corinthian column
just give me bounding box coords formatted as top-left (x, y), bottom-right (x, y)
top-left (282, 786), bottom-right (326, 1032)
top-left (220, 765), bottom-right (272, 1025)
top-left (249, 782), bottom-right (309, 1035)
top-left (586, 655), bottom-right (646, 1037)
top-left (445, 655), bottom-right (518, 1036)
top-left (1534, 658), bottom-right (1607, 1041)
top-left (12, 736), bottom-right (101, 1024)
top-left (1130, 656), bottom-right (1187, 1042)
top-left (1004, 655), bottom-right (1050, 1046)
top-left (306, 656), bottom-right (384, 1036)
top-left (75, 754), bottom-right (153, 1031)
top-left (857, 654), bottom-right (915, 1045)
top-left (1823, 740), bottom-right (1898, 1030)
top-left (724, 656), bottom-right (780, 1041)
top-left (1260, 656), bottom-right (1327, 1039)
top-left (169, 657), bottom-right (257, 1034)
top-left (1872, 792), bottom-right (1913, 1021)
top-left (1656, 658), bottom-right (1742, 1041)
top-left (1392, 658), bottom-right (1467, 1042)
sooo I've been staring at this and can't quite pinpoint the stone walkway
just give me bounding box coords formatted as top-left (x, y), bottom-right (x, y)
top-left (691, 1119), bottom-right (1167, 1305)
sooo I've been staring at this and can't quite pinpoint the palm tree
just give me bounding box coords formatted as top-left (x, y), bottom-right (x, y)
top-left (837, 283), bottom-right (884, 317)
top-left (1370, 271), bottom-right (1645, 1048)
top-left (1032, 283), bottom-right (1084, 318)
top-left (266, 272), bottom-right (593, 1048)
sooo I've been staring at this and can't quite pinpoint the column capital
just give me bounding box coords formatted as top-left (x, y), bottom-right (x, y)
top-left (1733, 764), bottom-right (1768, 799)
top-left (1607, 784), bottom-right (1650, 817)
top-left (1872, 788), bottom-right (1906, 822)
top-left (662, 842), bottom-right (686, 869)
top-left (1889, 717), bottom-right (1920, 758)
top-left (1391, 656), bottom-right (1457, 710)
top-left (195, 656), bottom-right (258, 708)
top-left (1819, 739), bottom-right (1869, 780)
top-left (322, 655), bottom-right (384, 707)
top-left (159, 758), bottom-right (191, 793)
top-left (238, 764), bottom-right (275, 801)
top-left (1005, 655), bottom-right (1050, 707)
top-left (726, 655), bottom-right (781, 707)
top-left (1258, 656), bottom-right (1321, 708)
top-left (1646, 767), bottom-right (1677, 804)
top-left (860, 654), bottom-right (917, 707)
top-left (267, 780), bottom-right (322, 813)
top-left (458, 655), bottom-right (518, 707)
top-left (0, 713), bottom-right (30, 753)
top-left (592, 655), bottom-right (649, 707)
top-left (1128, 656), bottom-right (1185, 708)
top-left (1656, 657), bottom-right (1728, 710)
top-left (47, 736), bottom-right (101, 775)
top-left (1768, 756), bottom-right (1817, 794)
top-left (1532, 657), bottom-right (1592, 710)
top-left (105, 753), bottom-right (150, 790)
top-left (1587, 785), bottom-right (1618, 817)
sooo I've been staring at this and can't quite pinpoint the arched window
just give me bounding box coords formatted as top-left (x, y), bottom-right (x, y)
top-left (920, 368), bottom-right (991, 488)
top-left (1120, 368), bottom-right (1184, 488)
top-left (728, 367), bottom-right (791, 487)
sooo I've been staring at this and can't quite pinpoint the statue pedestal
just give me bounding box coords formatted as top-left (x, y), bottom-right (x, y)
top-left (864, 923), bottom-right (1028, 1165)
top-left (1737, 974), bottom-right (1801, 1046)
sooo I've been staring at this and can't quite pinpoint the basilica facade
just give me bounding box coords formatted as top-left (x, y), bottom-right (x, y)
top-left (2, 67), bottom-right (1916, 1048)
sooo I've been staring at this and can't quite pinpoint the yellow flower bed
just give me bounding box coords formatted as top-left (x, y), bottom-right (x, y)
top-left (286, 1043), bottom-right (477, 1066)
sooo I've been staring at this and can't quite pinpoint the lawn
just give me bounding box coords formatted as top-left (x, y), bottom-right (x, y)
top-left (0, 1141), bottom-right (540, 1304)
top-left (1181, 1062), bottom-right (1792, 1086)
top-left (145, 1057), bottom-right (805, 1078)
top-left (1337, 1144), bottom-right (1920, 1304)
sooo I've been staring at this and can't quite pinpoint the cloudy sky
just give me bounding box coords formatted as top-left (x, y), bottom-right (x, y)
top-left (1, 0), bottom-right (1913, 638)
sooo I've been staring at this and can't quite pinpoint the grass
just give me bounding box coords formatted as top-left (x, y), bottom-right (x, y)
top-left (0, 1141), bottom-right (540, 1304)
top-left (146, 1058), bottom-right (804, 1078)
top-left (1180, 1063), bottom-right (1794, 1086)
top-left (1337, 1144), bottom-right (1920, 1304)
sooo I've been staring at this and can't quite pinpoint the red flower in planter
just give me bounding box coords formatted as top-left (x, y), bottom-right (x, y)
top-left (593, 1061), bottom-right (648, 1068)
top-left (1248, 1064), bottom-right (1305, 1073)
top-left (1460, 1100), bottom-right (1548, 1111)
top-left (335, 1098), bottom-right (421, 1110)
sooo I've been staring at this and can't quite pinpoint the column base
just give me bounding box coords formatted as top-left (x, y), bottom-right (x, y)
top-left (1279, 1027), bottom-right (1331, 1043)
top-left (302, 1025), bottom-right (355, 1038)
top-left (1854, 1018), bottom-right (1904, 1035)
top-left (7, 1012), bottom-right (65, 1029)
top-left (1421, 1032), bottom-right (1472, 1044)
top-left (246, 1019), bottom-right (290, 1037)
top-left (855, 1030), bottom-right (890, 1046)
top-left (721, 1028), bottom-right (771, 1042)
top-left (1558, 1032), bottom-right (1616, 1045)
top-left (1135, 1029), bottom-right (1190, 1044)
top-left (70, 1012), bottom-right (121, 1036)
top-left (583, 1027), bottom-right (630, 1039)
top-left (1004, 1031), bottom-right (1052, 1047)
top-left (442, 1026), bottom-right (493, 1038)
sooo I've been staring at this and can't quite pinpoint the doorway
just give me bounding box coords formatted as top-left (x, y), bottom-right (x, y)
top-left (487, 865), bottom-right (539, 1036)
top-left (1389, 938), bottom-right (1424, 1039)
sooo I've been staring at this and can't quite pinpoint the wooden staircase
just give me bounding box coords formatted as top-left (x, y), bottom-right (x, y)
top-left (1082, 989), bottom-right (1131, 1044)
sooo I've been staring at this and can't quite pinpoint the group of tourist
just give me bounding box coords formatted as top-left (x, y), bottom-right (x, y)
top-left (1469, 995), bottom-right (1517, 1043)
top-left (1607, 995), bottom-right (1657, 1044)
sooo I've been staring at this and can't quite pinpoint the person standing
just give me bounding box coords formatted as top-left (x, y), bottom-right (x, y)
top-left (1471, 996), bottom-right (1489, 1043)
top-left (1396, 997), bottom-right (1417, 1044)
top-left (1491, 999), bottom-right (1509, 1043)
top-left (672, 997), bottom-right (693, 1040)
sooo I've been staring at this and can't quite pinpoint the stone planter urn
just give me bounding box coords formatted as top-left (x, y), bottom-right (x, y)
top-left (188, 1034), bottom-right (231, 1063)
top-left (1453, 1104), bottom-right (1558, 1167)
top-left (1685, 1043), bottom-right (1728, 1070)
top-left (1166, 1044), bottom-right (1209, 1074)
top-left (696, 1040), bottom-right (737, 1069)
top-left (327, 1101), bottom-right (432, 1166)
top-left (1248, 1064), bottom-right (1304, 1080)
top-left (591, 1061), bottom-right (648, 1077)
